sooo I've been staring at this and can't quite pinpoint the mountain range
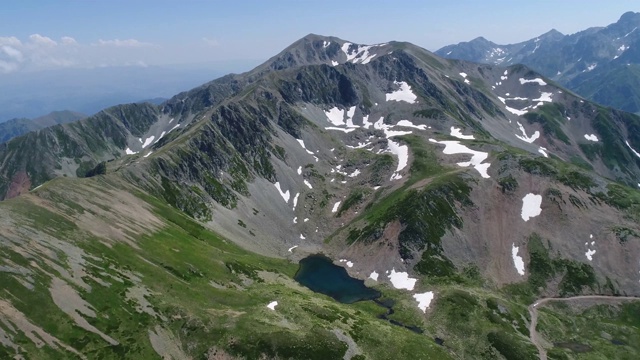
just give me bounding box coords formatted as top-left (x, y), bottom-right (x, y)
top-left (0, 33), bottom-right (639, 359)
top-left (436, 11), bottom-right (640, 114)
top-left (0, 110), bottom-right (86, 144)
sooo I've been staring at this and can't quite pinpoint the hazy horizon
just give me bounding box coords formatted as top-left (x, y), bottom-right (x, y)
top-left (1, 1), bottom-right (637, 74)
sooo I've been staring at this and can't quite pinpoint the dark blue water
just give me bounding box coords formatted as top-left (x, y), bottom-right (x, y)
top-left (294, 254), bottom-right (381, 303)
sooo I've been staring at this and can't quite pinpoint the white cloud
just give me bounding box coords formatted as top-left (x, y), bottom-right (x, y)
top-left (0, 36), bottom-right (22, 47)
top-left (61, 36), bottom-right (78, 46)
top-left (29, 34), bottom-right (57, 47)
top-left (1, 46), bottom-right (23, 61)
top-left (202, 37), bottom-right (219, 47)
top-left (95, 38), bottom-right (153, 47)
top-left (0, 45), bottom-right (23, 73)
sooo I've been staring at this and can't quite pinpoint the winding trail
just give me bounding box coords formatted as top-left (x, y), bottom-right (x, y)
top-left (528, 295), bottom-right (640, 360)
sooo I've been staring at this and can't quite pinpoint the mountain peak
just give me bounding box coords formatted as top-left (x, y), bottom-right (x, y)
top-left (540, 28), bottom-right (564, 40)
top-left (618, 11), bottom-right (640, 24)
top-left (255, 34), bottom-right (397, 73)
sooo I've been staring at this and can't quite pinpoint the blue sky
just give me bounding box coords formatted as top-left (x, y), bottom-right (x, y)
top-left (0, 0), bottom-right (637, 73)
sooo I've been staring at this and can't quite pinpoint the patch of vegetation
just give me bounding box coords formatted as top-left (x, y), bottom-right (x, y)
top-left (337, 188), bottom-right (371, 217)
top-left (578, 143), bottom-right (603, 162)
top-left (519, 158), bottom-right (558, 177)
top-left (523, 104), bottom-right (570, 145)
top-left (348, 173), bottom-right (471, 279)
top-left (505, 234), bottom-right (598, 299)
top-left (487, 330), bottom-right (538, 360)
top-left (498, 175), bottom-right (518, 194)
top-left (160, 176), bottom-right (212, 220)
top-left (612, 226), bottom-right (639, 244)
top-left (83, 161), bottom-right (107, 178)
top-left (536, 301), bottom-right (640, 359)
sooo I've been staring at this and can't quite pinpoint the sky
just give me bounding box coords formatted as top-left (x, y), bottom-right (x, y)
top-left (0, 0), bottom-right (638, 74)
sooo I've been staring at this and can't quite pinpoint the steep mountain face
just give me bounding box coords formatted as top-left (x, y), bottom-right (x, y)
top-left (1, 34), bottom-right (640, 359)
top-left (436, 11), bottom-right (640, 113)
top-left (0, 110), bottom-right (85, 144)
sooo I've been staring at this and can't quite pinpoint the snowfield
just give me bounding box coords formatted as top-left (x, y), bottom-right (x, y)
top-left (429, 139), bottom-right (491, 178)
top-left (413, 292), bottom-right (435, 313)
top-left (385, 81), bottom-right (417, 104)
top-left (325, 107), bottom-right (345, 126)
top-left (521, 193), bottom-right (542, 221)
top-left (388, 269), bottom-right (417, 290)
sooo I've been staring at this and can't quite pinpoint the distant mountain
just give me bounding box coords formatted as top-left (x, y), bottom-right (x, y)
top-left (436, 11), bottom-right (640, 113)
top-left (0, 64), bottom-right (243, 120)
top-left (0, 110), bottom-right (85, 144)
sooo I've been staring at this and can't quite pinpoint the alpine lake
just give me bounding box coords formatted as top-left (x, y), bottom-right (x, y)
top-left (294, 254), bottom-right (424, 334)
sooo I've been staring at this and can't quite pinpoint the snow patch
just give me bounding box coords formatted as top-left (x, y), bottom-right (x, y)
top-left (326, 127), bottom-right (356, 133)
top-left (385, 81), bottom-right (417, 104)
top-left (362, 115), bottom-right (372, 129)
top-left (292, 192), bottom-right (300, 211)
top-left (625, 140), bottom-right (640, 159)
top-left (332, 201), bottom-right (341, 213)
top-left (125, 148), bottom-right (137, 155)
top-left (325, 107), bottom-right (345, 126)
top-left (288, 245), bottom-right (298, 253)
top-left (521, 193), bottom-right (542, 221)
top-left (585, 248), bottom-right (596, 261)
top-left (387, 140), bottom-right (408, 180)
top-left (388, 269), bottom-right (417, 290)
top-left (345, 106), bottom-right (358, 128)
top-left (341, 42), bottom-right (378, 64)
top-left (144, 151), bottom-right (153, 158)
top-left (450, 127), bottom-right (474, 140)
top-left (506, 106), bottom-right (529, 116)
top-left (369, 271), bottom-right (379, 281)
top-left (266, 301), bottom-right (278, 310)
top-left (413, 292), bottom-right (435, 313)
top-left (304, 180), bottom-right (313, 189)
top-left (515, 122), bottom-right (540, 143)
top-left (339, 259), bottom-right (353, 268)
top-left (141, 136), bottom-right (155, 149)
top-left (584, 134), bottom-right (599, 142)
top-left (154, 131), bottom-right (166, 144)
top-left (429, 139), bottom-right (491, 178)
top-left (274, 182), bottom-right (291, 203)
top-left (297, 166), bottom-right (302, 175)
top-left (533, 92), bottom-right (553, 102)
top-left (538, 147), bottom-right (549, 157)
top-left (296, 139), bottom-right (314, 155)
top-left (519, 78), bottom-right (547, 86)
top-left (396, 120), bottom-right (427, 130)
top-left (512, 244), bottom-right (525, 275)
